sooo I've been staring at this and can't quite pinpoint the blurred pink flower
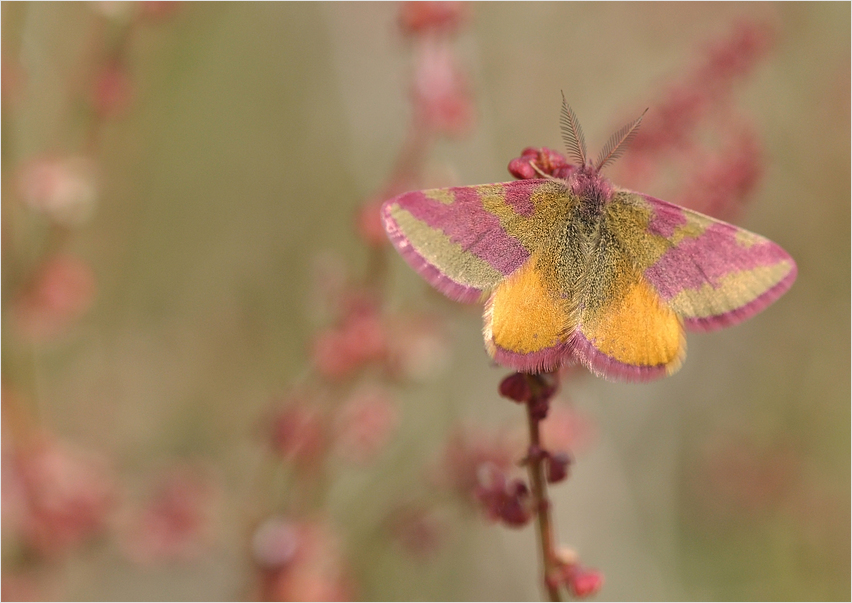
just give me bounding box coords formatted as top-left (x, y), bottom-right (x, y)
top-left (411, 38), bottom-right (475, 137)
top-left (311, 300), bottom-right (388, 382)
top-left (539, 403), bottom-right (597, 457)
top-left (138, 0), bottom-right (182, 21)
top-left (629, 20), bottom-right (775, 160)
top-left (435, 426), bottom-right (520, 506)
top-left (18, 156), bottom-right (99, 226)
top-left (398, 1), bottom-right (466, 37)
top-left (2, 54), bottom-right (25, 108)
top-left (334, 386), bottom-right (399, 465)
top-left (614, 20), bottom-right (775, 208)
top-left (120, 465), bottom-right (217, 564)
top-left (2, 435), bottom-right (115, 557)
top-left (356, 198), bottom-right (389, 248)
top-left (268, 398), bottom-right (327, 470)
top-left (568, 566), bottom-right (605, 598)
top-left (1, 573), bottom-right (43, 602)
top-left (474, 465), bottom-right (533, 528)
top-left (384, 313), bottom-right (450, 382)
top-left (92, 63), bottom-right (134, 118)
top-left (548, 548), bottom-right (604, 599)
top-left (12, 255), bottom-right (96, 343)
top-left (386, 504), bottom-right (444, 558)
top-left (252, 517), bottom-right (354, 602)
top-left (674, 126), bottom-right (763, 219)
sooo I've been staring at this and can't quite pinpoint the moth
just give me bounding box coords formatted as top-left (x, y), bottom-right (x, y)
top-left (381, 97), bottom-right (797, 381)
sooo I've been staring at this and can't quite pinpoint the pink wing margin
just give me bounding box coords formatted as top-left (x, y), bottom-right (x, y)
top-left (381, 181), bottom-right (543, 303)
top-left (637, 192), bottom-right (797, 331)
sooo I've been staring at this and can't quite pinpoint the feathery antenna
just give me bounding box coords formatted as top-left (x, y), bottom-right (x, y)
top-left (560, 92), bottom-right (588, 167)
top-left (594, 108), bottom-right (648, 171)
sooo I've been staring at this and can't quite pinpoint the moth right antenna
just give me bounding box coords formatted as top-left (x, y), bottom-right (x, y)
top-left (595, 108), bottom-right (648, 171)
top-left (559, 92), bottom-right (588, 167)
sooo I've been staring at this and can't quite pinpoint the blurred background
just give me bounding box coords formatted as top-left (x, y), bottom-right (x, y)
top-left (2, 2), bottom-right (849, 601)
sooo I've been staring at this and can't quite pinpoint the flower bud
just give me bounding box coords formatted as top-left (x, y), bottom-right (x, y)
top-left (508, 157), bottom-right (537, 180)
top-left (498, 372), bottom-right (531, 403)
top-left (546, 452), bottom-right (572, 484)
top-left (497, 479), bottom-right (533, 527)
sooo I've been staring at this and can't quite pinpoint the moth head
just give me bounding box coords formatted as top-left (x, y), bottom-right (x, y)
top-left (559, 92), bottom-right (648, 175)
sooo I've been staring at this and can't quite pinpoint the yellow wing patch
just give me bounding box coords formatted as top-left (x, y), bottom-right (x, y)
top-left (583, 278), bottom-right (685, 369)
top-left (389, 205), bottom-right (504, 290)
top-left (668, 261), bottom-right (794, 319)
top-left (485, 255), bottom-right (574, 355)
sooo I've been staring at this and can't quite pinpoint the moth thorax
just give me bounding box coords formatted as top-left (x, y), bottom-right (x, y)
top-left (570, 167), bottom-right (612, 212)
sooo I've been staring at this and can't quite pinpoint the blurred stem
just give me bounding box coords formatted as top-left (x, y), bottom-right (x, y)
top-left (526, 398), bottom-right (560, 602)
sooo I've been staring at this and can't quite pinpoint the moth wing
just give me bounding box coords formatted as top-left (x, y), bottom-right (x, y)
top-left (382, 179), bottom-right (552, 302)
top-left (573, 206), bottom-right (687, 382)
top-left (627, 191), bottom-right (798, 331)
top-left (573, 190), bottom-right (796, 382)
top-left (484, 243), bottom-right (582, 374)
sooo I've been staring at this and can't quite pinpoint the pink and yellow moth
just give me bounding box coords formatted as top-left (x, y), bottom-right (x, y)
top-left (381, 97), bottom-right (797, 382)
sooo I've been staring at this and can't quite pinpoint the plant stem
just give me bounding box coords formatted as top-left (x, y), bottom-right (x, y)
top-left (526, 398), bottom-right (560, 602)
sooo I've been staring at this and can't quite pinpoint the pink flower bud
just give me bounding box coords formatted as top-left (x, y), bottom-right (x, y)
top-left (474, 464), bottom-right (533, 528)
top-left (569, 566), bottom-right (604, 598)
top-left (497, 479), bottom-right (533, 527)
top-left (508, 157), bottom-right (538, 180)
top-left (499, 372), bottom-right (531, 403)
top-left (507, 148), bottom-right (573, 180)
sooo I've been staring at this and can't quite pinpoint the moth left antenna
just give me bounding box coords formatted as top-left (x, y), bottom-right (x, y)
top-left (595, 108), bottom-right (648, 171)
top-left (560, 92), bottom-right (588, 167)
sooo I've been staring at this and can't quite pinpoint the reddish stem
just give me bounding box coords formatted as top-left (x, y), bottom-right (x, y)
top-left (525, 396), bottom-right (561, 602)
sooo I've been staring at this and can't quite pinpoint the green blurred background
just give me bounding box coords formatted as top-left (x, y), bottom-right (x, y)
top-left (2, 2), bottom-right (849, 600)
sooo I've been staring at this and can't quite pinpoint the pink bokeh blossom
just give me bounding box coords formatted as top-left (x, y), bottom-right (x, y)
top-left (311, 299), bottom-right (388, 382)
top-left (398, 1), bottom-right (466, 37)
top-left (3, 435), bottom-right (115, 557)
top-left (18, 156), bottom-right (99, 226)
top-left (12, 255), bottom-right (97, 343)
top-left (268, 397), bottom-right (328, 470)
top-left (92, 63), bottom-right (134, 118)
top-left (411, 38), bottom-right (475, 137)
top-left (334, 386), bottom-right (399, 464)
top-left (120, 465), bottom-right (218, 564)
